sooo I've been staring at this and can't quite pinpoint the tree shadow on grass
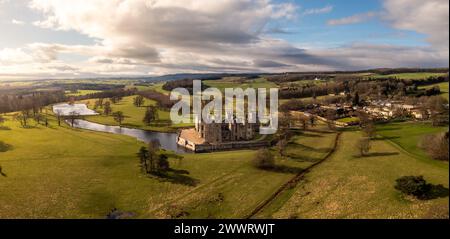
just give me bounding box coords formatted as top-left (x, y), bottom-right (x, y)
top-left (294, 132), bottom-right (323, 138)
top-left (353, 152), bottom-right (399, 158)
top-left (0, 126), bottom-right (11, 130)
top-left (288, 142), bottom-right (331, 153)
top-left (376, 126), bottom-right (402, 132)
top-left (424, 185), bottom-right (450, 200)
top-left (373, 136), bottom-right (400, 141)
top-left (0, 166), bottom-right (7, 177)
top-left (263, 165), bottom-right (304, 174)
top-left (152, 169), bottom-right (199, 187)
top-left (285, 153), bottom-right (323, 163)
top-left (0, 141), bottom-right (13, 152)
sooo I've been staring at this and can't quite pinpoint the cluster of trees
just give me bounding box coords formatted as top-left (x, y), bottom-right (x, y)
top-left (279, 81), bottom-right (347, 99)
top-left (93, 98), bottom-right (117, 116)
top-left (138, 90), bottom-right (173, 110)
top-left (162, 79), bottom-right (196, 93)
top-left (133, 95), bottom-right (145, 107)
top-left (75, 88), bottom-right (137, 101)
top-left (425, 96), bottom-right (449, 126)
top-left (51, 83), bottom-right (125, 92)
top-left (0, 90), bottom-right (65, 114)
top-left (110, 96), bottom-right (123, 104)
top-left (372, 68), bottom-right (448, 75)
top-left (11, 108), bottom-right (51, 128)
top-left (277, 73), bottom-right (448, 100)
top-left (143, 106), bottom-right (159, 125)
top-left (267, 73), bottom-right (334, 84)
top-left (137, 141), bottom-right (170, 175)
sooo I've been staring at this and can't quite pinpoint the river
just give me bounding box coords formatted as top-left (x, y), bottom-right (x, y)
top-left (70, 119), bottom-right (189, 154)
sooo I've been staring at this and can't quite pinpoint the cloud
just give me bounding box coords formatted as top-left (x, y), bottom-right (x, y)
top-left (382, 0), bottom-right (449, 51)
top-left (11, 19), bottom-right (25, 25)
top-left (302, 5), bottom-right (333, 15)
top-left (309, 43), bottom-right (448, 69)
top-left (327, 12), bottom-right (378, 26)
top-left (27, 0), bottom-right (301, 71)
top-left (0, 0), bottom-right (448, 80)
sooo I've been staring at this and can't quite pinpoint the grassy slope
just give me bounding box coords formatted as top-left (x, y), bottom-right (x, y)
top-left (79, 95), bottom-right (192, 132)
top-left (66, 90), bottom-right (102, 96)
top-left (377, 122), bottom-right (448, 164)
top-left (0, 115), bottom-right (320, 219)
top-left (371, 72), bottom-right (447, 80)
top-left (203, 77), bottom-right (277, 92)
top-left (254, 128), bottom-right (338, 218)
top-left (266, 129), bottom-right (448, 219)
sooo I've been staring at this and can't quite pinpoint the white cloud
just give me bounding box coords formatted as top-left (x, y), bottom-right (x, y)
top-left (11, 19), bottom-right (25, 25)
top-left (302, 5), bottom-right (333, 15)
top-left (0, 0), bottom-right (448, 80)
top-left (327, 12), bottom-right (377, 26)
top-left (383, 0), bottom-right (449, 51)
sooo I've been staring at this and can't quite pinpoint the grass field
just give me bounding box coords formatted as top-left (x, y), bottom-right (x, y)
top-left (78, 95), bottom-right (192, 132)
top-left (337, 117), bottom-right (360, 123)
top-left (419, 82), bottom-right (449, 100)
top-left (261, 128), bottom-right (449, 219)
top-left (66, 90), bottom-right (103, 96)
top-left (371, 72), bottom-right (447, 80)
top-left (377, 121), bottom-right (448, 163)
top-left (203, 77), bottom-right (277, 92)
top-left (0, 114), bottom-right (334, 218)
top-left (126, 82), bottom-right (170, 95)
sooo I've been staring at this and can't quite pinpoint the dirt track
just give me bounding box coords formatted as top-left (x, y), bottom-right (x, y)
top-left (245, 131), bottom-right (342, 219)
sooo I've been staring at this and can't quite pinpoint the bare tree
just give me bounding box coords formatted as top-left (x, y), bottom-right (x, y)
top-left (362, 121), bottom-right (376, 139)
top-left (0, 115), bottom-right (6, 126)
top-left (112, 111), bottom-right (125, 126)
top-left (357, 137), bottom-right (371, 156)
top-left (143, 106), bottom-right (158, 125)
top-left (34, 113), bottom-right (45, 125)
top-left (14, 110), bottom-right (30, 127)
top-left (55, 109), bottom-right (63, 126)
top-left (253, 148), bottom-right (275, 169)
top-left (68, 111), bottom-right (80, 127)
top-left (0, 165), bottom-right (6, 177)
top-left (420, 132), bottom-right (449, 161)
top-left (133, 95), bottom-right (145, 107)
top-left (103, 101), bottom-right (112, 116)
top-left (299, 115), bottom-right (308, 131)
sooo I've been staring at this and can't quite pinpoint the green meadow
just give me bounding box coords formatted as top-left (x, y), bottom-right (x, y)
top-left (0, 103), bottom-right (448, 218)
top-left (78, 95), bottom-right (192, 132)
top-left (262, 128), bottom-right (448, 219)
top-left (0, 114), bottom-right (331, 219)
top-left (203, 77), bottom-right (277, 92)
top-left (377, 122), bottom-right (448, 164)
top-left (66, 90), bottom-right (103, 97)
top-left (371, 72), bottom-right (447, 80)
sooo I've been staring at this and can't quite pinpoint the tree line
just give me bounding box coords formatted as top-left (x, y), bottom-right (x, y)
top-left (0, 90), bottom-right (65, 114)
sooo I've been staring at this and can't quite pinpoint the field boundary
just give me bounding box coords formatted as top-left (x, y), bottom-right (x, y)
top-left (245, 131), bottom-right (342, 219)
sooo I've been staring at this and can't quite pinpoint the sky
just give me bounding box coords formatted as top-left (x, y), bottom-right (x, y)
top-left (0, 0), bottom-right (448, 80)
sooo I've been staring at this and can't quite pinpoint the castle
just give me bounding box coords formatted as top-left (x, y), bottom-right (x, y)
top-left (194, 113), bottom-right (258, 143)
top-left (177, 113), bottom-right (268, 152)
